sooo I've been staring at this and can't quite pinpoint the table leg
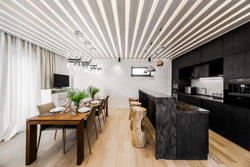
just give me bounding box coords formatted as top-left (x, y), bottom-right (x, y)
top-left (26, 122), bottom-right (37, 165)
top-left (77, 120), bottom-right (84, 165)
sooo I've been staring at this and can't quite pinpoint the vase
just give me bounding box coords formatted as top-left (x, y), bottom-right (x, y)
top-left (73, 101), bottom-right (80, 109)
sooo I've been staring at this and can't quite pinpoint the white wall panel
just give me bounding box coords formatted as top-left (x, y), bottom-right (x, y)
top-left (68, 59), bottom-right (171, 108)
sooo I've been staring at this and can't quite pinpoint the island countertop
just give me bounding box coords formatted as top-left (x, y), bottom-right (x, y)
top-left (139, 89), bottom-right (171, 98)
top-left (176, 100), bottom-right (209, 114)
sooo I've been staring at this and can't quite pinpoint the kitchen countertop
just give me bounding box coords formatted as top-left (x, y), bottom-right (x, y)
top-left (179, 92), bottom-right (224, 103)
top-left (139, 89), bottom-right (171, 98)
top-left (176, 100), bottom-right (209, 114)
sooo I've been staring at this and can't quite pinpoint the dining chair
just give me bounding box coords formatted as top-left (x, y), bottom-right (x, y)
top-left (103, 95), bottom-right (110, 122)
top-left (64, 106), bottom-right (98, 154)
top-left (96, 99), bottom-right (105, 132)
top-left (37, 102), bottom-right (67, 153)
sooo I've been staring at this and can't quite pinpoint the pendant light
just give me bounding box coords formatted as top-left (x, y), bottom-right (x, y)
top-left (146, 57), bottom-right (156, 72)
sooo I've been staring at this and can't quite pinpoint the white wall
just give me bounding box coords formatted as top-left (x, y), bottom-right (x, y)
top-left (68, 59), bottom-right (172, 108)
top-left (56, 54), bottom-right (68, 75)
top-left (191, 78), bottom-right (224, 96)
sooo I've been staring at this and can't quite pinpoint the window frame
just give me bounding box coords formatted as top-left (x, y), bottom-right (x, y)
top-left (131, 66), bottom-right (153, 77)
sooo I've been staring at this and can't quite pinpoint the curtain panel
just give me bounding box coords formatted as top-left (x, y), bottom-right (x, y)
top-left (0, 31), bottom-right (56, 141)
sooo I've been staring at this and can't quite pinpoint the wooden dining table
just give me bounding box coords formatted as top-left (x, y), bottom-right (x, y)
top-left (26, 100), bottom-right (103, 165)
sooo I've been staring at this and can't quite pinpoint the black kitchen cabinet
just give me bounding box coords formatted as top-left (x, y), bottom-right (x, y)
top-left (202, 100), bottom-right (226, 133)
top-left (172, 59), bottom-right (179, 82)
top-left (178, 94), bottom-right (202, 108)
top-left (224, 24), bottom-right (246, 57)
top-left (178, 54), bottom-right (189, 69)
top-left (202, 37), bottom-right (224, 62)
top-left (224, 53), bottom-right (245, 78)
top-left (179, 67), bottom-right (193, 79)
top-left (245, 51), bottom-right (250, 78)
top-left (193, 64), bottom-right (209, 79)
top-left (209, 60), bottom-right (223, 77)
top-left (226, 105), bottom-right (250, 150)
top-left (188, 48), bottom-right (202, 66)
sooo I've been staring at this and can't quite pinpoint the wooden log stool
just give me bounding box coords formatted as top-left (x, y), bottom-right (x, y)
top-left (129, 101), bottom-right (141, 121)
top-left (131, 106), bottom-right (147, 148)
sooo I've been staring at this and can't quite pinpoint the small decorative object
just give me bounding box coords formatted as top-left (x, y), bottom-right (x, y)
top-left (66, 88), bottom-right (88, 109)
top-left (87, 85), bottom-right (100, 100)
top-left (156, 60), bottom-right (163, 66)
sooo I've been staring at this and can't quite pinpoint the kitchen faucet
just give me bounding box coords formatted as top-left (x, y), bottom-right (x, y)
top-left (202, 87), bottom-right (207, 96)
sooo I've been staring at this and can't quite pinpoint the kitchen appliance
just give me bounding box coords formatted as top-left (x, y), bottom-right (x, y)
top-left (172, 82), bottom-right (179, 100)
top-left (212, 93), bottom-right (223, 99)
top-left (224, 78), bottom-right (250, 109)
top-left (185, 86), bottom-right (196, 95)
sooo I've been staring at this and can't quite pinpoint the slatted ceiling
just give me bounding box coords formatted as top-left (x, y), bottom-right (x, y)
top-left (0, 0), bottom-right (249, 60)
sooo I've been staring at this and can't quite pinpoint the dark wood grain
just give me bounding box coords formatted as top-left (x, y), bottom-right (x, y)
top-left (26, 122), bottom-right (37, 165)
top-left (77, 120), bottom-right (84, 165)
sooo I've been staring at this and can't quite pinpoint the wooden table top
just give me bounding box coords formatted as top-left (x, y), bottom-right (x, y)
top-left (27, 101), bottom-right (101, 121)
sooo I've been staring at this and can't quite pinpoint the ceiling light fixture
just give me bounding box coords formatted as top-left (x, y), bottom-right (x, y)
top-left (67, 31), bottom-right (101, 72)
top-left (146, 57), bottom-right (156, 72)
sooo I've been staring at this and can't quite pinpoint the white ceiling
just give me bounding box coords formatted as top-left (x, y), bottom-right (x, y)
top-left (0, 0), bottom-right (250, 60)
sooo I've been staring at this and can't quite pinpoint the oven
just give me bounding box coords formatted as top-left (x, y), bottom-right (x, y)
top-left (224, 78), bottom-right (250, 109)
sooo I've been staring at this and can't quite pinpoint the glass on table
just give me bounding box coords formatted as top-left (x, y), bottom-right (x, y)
top-left (71, 102), bottom-right (77, 115)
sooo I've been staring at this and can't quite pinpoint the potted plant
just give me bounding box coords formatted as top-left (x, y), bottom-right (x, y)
top-left (66, 88), bottom-right (88, 109)
top-left (87, 85), bottom-right (100, 100)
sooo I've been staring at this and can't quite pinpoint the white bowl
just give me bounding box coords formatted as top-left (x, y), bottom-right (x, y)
top-left (78, 107), bottom-right (91, 113)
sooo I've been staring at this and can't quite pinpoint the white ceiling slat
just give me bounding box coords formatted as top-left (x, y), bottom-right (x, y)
top-left (137, 0), bottom-right (174, 59)
top-left (167, 5), bottom-right (250, 59)
top-left (132, 0), bottom-right (159, 59)
top-left (97, 0), bottom-right (119, 59)
top-left (82, 0), bottom-right (116, 59)
top-left (142, 0), bottom-right (189, 59)
top-left (68, 0), bottom-right (111, 59)
top-left (160, 0), bottom-right (250, 59)
top-left (156, 0), bottom-right (231, 59)
top-left (0, 0), bottom-right (249, 59)
top-left (129, 0), bottom-right (145, 59)
top-left (111, 0), bottom-right (123, 59)
top-left (0, 1), bottom-right (85, 56)
top-left (25, 0), bottom-right (97, 58)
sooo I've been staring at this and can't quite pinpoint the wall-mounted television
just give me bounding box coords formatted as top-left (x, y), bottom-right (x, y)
top-left (54, 74), bottom-right (69, 88)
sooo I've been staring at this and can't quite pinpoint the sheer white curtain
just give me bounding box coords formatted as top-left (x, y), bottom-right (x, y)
top-left (0, 31), bottom-right (41, 141)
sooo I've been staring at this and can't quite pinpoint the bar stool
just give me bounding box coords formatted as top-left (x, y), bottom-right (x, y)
top-left (129, 101), bottom-right (141, 121)
top-left (131, 106), bottom-right (147, 148)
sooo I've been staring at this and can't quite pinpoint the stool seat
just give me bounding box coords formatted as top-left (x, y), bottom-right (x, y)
top-left (129, 102), bottom-right (141, 120)
top-left (129, 97), bottom-right (138, 102)
top-left (131, 106), bottom-right (147, 148)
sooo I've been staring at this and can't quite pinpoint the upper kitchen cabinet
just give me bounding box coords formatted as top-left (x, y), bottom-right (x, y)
top-left (188, 48), bottom-right (202, 66)
top-left (178, 54), bottom-right (189, 69)
top-left (246, 23), bottom-right (250, 51)
top-left (202, 37), bottom-right (224, 62)
top-left (224, 52), bottom-right (245, 78)
top-left (172, 59), bottom-right (179, 82)
top-left (224, 23), bottom-right (247, 57)
top-left (245, 51), bottom-right (250, 78)
top-left (193, 64), bottom-right (209, 79)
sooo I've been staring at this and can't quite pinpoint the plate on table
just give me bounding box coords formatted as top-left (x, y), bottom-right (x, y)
top-left (50, 107), bottom-right (65, 112)
top-left (78, 107), bottom-right (91, 113)
top-left (98, 97), bottom-right (105, 100)
top-left (91, 101), bottom-right (100, 104)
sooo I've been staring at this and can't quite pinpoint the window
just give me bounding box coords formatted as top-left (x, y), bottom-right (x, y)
top-left (131, 66), bottom-right (153, 77)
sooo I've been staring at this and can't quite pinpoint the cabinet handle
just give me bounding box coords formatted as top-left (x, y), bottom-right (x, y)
top-left (237, 97), bottom-right (241, 99)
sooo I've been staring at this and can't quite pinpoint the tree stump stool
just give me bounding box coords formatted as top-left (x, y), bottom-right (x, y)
top-left (131, 106), bottom-right (147, 148)
top-left (129, 101), bottom-right (141, 121)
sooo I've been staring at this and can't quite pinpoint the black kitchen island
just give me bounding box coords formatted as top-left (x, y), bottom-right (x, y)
top-left (139, 89), bottom-right (209, 160)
